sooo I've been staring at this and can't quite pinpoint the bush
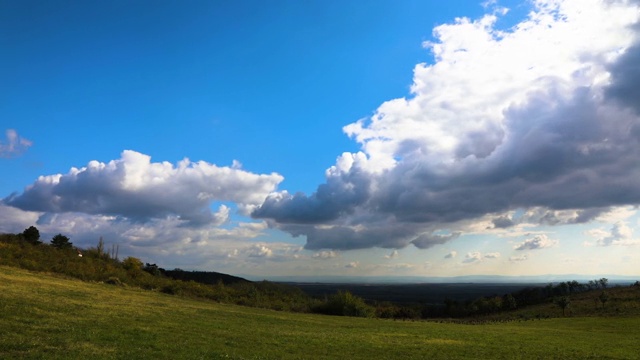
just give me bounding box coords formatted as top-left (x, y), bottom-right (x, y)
top-left (313, 291), bottom-right (375, 318)
top-left (160, 283), bottom-right (183, 295)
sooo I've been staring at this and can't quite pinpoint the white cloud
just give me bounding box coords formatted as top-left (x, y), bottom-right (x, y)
top-left (444, 250), bottom-right (457, 259)
top-left (245, 244), bottom-right (273, 258)
top-left (254, 0), bottom-right (640, 251)
top-left (5, 150), bottom-right (283, 225)
top-left (595, 206), bottom-right (637, 223)
top-left (514, 234), bottom-right (558, 250)
top-left (384, 250), bottom-right (399, 259)
top-left (0, 197), bottom-right (277, 270)
top-left (345, 261), bottom-right (360, 268)
top-left (313, 250), bottom-right (339, 259)
top-left (509, 254), bottom-right (529, 262)
top-left (590, 221), bottom-right (640, 246)
top-left (463, 252), bottom-right (483, 263)
top-left (0, 204), bottom-right (40, 234)
top-left (463, 251), bottom-right (501, 263)
top-left (0, 129), bottom-right (32, 158)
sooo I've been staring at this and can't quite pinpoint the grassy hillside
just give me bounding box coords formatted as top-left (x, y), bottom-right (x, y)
top-left (2, 266), bottom-right (639, 359)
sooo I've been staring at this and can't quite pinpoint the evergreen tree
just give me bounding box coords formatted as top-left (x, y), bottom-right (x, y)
top-left (50, 234), bottom-right (73, 249)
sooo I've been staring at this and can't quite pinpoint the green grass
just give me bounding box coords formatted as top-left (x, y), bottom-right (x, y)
top-left (1, 266), bottom-right (639, 359)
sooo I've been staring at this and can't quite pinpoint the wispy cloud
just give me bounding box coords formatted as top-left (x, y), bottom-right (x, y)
top-left (384, 250), bottom-right (399, 259)
top-left (313, 250), bottom-right (339, 259)
top-left (0, 129), bottom-right (32, 158)
top-left (463, 251), bottom-right (501, 264)
top-left (509, 254), bottom-right (529, 262)
top-left (463, 252), bottom-right (483, 264)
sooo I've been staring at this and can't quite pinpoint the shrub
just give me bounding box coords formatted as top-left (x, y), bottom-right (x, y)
top-left (313, 291), bottom-right (375, 318)
top-left (160, 283), bottom-right (183, 295)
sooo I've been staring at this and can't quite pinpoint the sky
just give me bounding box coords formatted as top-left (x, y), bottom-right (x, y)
top-left (2, 0), bottom-right (640, 280)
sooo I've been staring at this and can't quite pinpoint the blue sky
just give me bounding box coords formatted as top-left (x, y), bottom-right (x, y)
top-left (2, 0), bottom-right (640, 279)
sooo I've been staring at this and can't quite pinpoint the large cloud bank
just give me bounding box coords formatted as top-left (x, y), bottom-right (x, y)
top-left (254, 0), bottom-right (640, 250)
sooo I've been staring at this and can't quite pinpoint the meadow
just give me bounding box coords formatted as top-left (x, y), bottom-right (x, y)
top-left (2, 266), bottom-right (639, 359)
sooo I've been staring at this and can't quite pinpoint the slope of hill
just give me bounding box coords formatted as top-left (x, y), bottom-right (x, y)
top-left (2, 266), bottom-right (639, 360)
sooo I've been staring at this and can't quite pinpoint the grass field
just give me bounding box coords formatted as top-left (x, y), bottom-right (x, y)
top-left (1, 266), bottom-right (639, 359)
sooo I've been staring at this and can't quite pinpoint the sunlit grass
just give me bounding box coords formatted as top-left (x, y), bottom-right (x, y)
top-left (1, 266), bottom-right (639, 359)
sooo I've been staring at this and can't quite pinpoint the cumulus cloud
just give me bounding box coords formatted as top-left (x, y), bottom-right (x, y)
top-left (5, 150), bottom-right (283, 226)
top-left (444, 250), bottom-right (457, 259)
top-left (254, 0), bottom-right (640, 251)
top-left (589, 221), bottom-right (640, 246)
top-left (514, 234), bottom-right (558, 250)
top-left (484, 252), bottom-right (501, 259)
top-left (245, 244), bottom-right (273, 258)
top-left (0, 129), bottom-right (32, 158)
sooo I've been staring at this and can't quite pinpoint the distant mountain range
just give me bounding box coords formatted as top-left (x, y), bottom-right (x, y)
top-left (243, 274), bottom-right (640, 284)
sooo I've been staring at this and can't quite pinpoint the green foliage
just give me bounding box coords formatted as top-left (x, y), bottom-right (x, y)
top-left (21, 226), bottom-right (41, 245)
top-left (143, 263), bottom-right (161, 276)
top-left (50, 234), bottom-right (73, 249)
top-left (122, 257), bottom-right (144, 279)
top-left (503, 293), bottom-right (517, 310)
top-left (313, 291), bottom-right (375, 317)
top-left (599, 278), bottom-right (609, 289)
top-left (122, 257), bottom-right (143, 271)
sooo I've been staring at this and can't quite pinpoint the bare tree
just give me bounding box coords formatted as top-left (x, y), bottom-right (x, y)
top-left (598, 291), bottom-right (609, 309)
top-left (555, 296), bottom-right (571, 316)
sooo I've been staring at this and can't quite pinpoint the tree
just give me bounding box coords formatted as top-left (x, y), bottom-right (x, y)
top-left (503, 293), bottom-right (517, 310)
top-left (567, 280), bottom-right (582, 294)
top-left (50, 234), bottom-right (73, 249)
top-left (122, 257), bottom-right (144, 278)
top-left (97, 236), bottom-right (105, 258)
top-left (599, 278), bottom-right (609, 289)
top-left (598, 291), bottom-right (609, 309)
top-left (143, 263), bottom-right (161, 276)
top-left (122, 257), bottom-right (143, 271)
top-left (555, 296), bottom-right (571, 316)
top-left (22, 226), bottom-right (41, 245)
